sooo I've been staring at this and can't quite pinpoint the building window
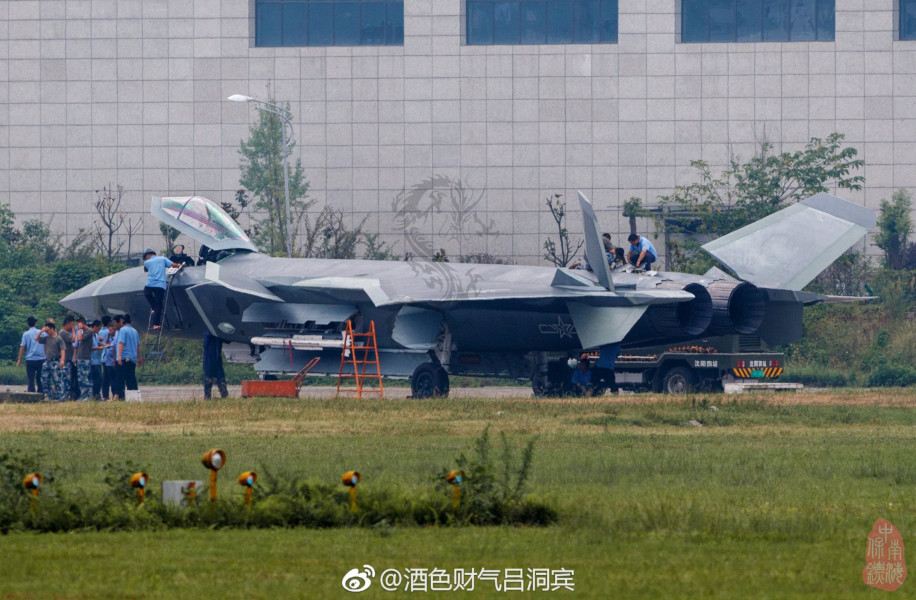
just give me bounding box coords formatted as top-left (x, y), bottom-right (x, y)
top-left (467, 0), bottom-right (618, 45)
top-left (682, 0), bottom-right (834, 43)
top-left (903, 0), bottom-right (916, 40)
top-left (255, 0), bottom-right (404, 47)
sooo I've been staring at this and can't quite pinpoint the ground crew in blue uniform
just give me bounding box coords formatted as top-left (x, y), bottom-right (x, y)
top-left (17, 316), bottom-right (45, 394)
top-left (592, 343), bottom-right (621, 394)
top-left (571, 358), bottom-right (593, 396)
top-left (116, 314), bottom-right (142, 396)
top-left (626, 233), bottom-right (658, 270)
top-left (143, 249), bottom-right (181, 330)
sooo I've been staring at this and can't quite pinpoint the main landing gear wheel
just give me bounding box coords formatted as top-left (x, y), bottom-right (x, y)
top-left (411, 363), bottom-right (450, 398)
top-left (531, 361), bottom-right (574, 397)
top-left (661, 366), bottom-right (697, 394)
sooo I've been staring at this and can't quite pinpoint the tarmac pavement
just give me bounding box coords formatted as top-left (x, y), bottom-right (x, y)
top-left (0, 384), bottom-right (534, 402)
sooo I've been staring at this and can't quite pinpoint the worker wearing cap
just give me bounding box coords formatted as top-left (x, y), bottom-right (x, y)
top-left (143, 249), bottom-right (181, 330)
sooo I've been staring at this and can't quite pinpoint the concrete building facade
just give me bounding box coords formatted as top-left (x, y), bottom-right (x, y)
top-left (1, 0), bottom-right (913, 264)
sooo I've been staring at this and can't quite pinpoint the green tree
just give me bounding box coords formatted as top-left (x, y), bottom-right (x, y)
top-left (656, 133), bottom-right (865, 272)
top-left (875, 189), bottom-right (913, 270)
top-left (300, 206), bottom-right (365, 259)
top-left (0, 204), bottom-right (20, 246)
top-left (159, 222), bottom-right (180, 255)
top-left (658, 133), bottom-right (864, 234)
top-left (808, 250), bottom-right (874, 296)
top-left (238, 99), bottom-right (312, 256)
top-left (0, 203), bottom-right (115, 359)
top-left (0, 206), bottom-right (90, 266)
top-left (362, 233), bottom-right (398, 261)
top-left (622, 197), bottom-right (649, 236)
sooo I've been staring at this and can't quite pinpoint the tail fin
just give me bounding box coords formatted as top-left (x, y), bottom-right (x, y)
top-left (701, 192), bottom-right (875, 291)
top-left (577, 191), bottom-right (614, 291)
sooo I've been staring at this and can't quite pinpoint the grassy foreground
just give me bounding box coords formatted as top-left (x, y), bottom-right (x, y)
top-left (0, 389), bottom-right (915, 598)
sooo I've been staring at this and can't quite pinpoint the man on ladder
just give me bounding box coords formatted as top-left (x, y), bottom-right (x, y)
top-left (142, 249), bottom-right (182, 331)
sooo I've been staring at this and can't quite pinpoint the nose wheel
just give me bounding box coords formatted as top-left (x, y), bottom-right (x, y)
top-left (411, 363), bottom-right (450, 398)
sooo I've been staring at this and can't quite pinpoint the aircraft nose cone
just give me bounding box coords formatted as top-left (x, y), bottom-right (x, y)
top-left (60, 275), bottom-right (112, 317)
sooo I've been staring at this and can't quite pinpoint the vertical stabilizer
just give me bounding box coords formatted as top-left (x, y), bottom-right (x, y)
top-left (577, 191), bottom-right (614, 291)
top-left (701, 193), bottom-right (875, 290)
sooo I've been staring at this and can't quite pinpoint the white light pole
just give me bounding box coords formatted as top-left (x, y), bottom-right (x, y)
top-left (228, 94), bottom-right (295, 258)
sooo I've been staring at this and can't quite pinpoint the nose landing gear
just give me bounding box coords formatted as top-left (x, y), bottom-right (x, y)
top-left (410, 362), bottom-right (450, 398)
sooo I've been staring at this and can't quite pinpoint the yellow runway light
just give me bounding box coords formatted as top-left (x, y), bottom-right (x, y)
top-left (22, 473), bottom-right (41, 494)
top-left (23, 472), bottom-right (41, 514)
top-left (129, 472), bottom-right (149, 506)
top-left (238, 471), bottom-right (257, 508)
top-left (201, 449), bottom-right (226, 471)
top-left (341, 471), bottom-right (360, 512)
top-left (447, 470), bottom-right (466, 507)
top-left (201, 449), bottom-right (226, 502)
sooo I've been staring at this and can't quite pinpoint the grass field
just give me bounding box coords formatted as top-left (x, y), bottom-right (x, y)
top-left (0, 389), bottom-right (914, 599)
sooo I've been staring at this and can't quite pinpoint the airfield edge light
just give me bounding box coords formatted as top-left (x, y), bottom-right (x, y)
top-left (238, 471), bottom-right (257, 508)
top-left (201, 449), bottom-right (226, 503)
top-left (23, 473), bottom-right (41, 514)
top-left (341, 471), bottom-right (360, 512)
top-left (22, 472), bottom-right (41, 494)
top-left (130, 472), bottom-right (149, 506)
top-left (447, 470), bottom-right (466, 507)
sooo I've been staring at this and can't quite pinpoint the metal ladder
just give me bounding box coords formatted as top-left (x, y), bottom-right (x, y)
top-left (143, 266), bottom-right (182, 380)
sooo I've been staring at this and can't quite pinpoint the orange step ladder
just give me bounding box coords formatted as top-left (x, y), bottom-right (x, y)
top-left (337, 320), bottom-right (384, 398)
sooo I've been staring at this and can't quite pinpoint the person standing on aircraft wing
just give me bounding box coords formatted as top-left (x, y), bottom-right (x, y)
top-left (142, 249), bottom-right (181, 330)
top-left (626, 234), bottom-right (657, 270)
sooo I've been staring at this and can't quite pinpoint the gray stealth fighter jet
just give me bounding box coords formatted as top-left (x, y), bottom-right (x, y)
top-left (60, 191), bottom-right (874, 397)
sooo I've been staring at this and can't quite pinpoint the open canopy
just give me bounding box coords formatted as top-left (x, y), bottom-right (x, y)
top-left (151, 196), bottom-right (258, 252)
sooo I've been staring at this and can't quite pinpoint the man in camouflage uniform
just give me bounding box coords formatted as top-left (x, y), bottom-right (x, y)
top-left (58, 316), bottom-right (77, 400)
top-left (36, 322), bottom-right (67, 401)
top-left (74, 318), bottom-right (96, 400)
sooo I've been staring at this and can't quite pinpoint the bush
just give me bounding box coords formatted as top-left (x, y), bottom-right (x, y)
top-left (781, 366), bottom-right (851, 388)
top-left (866, 365), bottom-right (916, 388)
top-left (0, 429), bottom-right (556, 533)
top-left (0, 361), bottom-right (26, 385)
top-left (438, 426), bottom-right (557, 526)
